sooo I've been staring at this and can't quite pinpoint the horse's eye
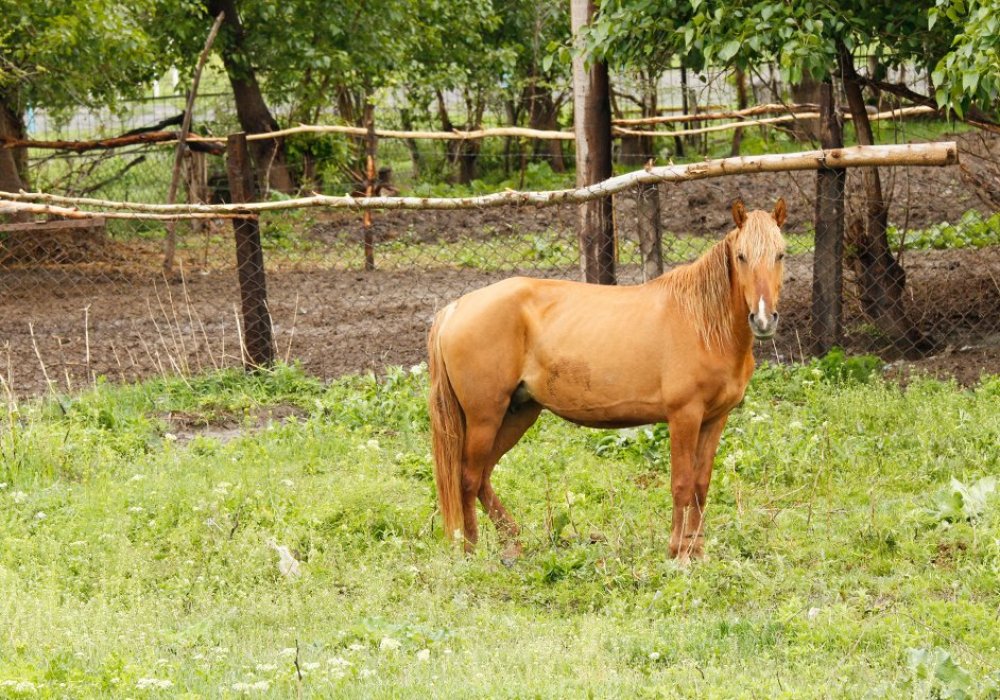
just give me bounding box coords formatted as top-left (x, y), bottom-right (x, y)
top-left (737, 253), bottom-right (747, 263)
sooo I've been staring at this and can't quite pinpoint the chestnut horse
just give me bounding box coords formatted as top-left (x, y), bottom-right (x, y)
top-left (428, 199), bottom-right (787, 562)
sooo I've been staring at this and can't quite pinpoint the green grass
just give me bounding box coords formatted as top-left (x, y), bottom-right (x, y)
top-left (2, 360), bottom-right (999, 698)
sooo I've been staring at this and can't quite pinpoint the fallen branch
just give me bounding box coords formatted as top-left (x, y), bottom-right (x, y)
top-left (76, 155), bottom-right (147, 196)
top-left (3, 130), bottom-right (225, 154)
top-left (1, 143), bottom-right (958, 216)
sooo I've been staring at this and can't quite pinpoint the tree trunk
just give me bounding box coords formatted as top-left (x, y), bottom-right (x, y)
top-left (637, 182), bottom-right (663, 282)
top-left (676, 66), bottom-right (689, 157)
top-left (457, 91), bottom-right (485, 185)
top-left (399, 106), bottom-right (423, 180)
top-left (206, 0), bottom-right (294, 195)
top-left (0, 92), bottom-right (28, 222)
top-left (811, 78), bottom-right (845, 354)
top-left (730, 68), bottom-right (748, 156)
top-left (526, 81), bottom-right (566, 172)
top-left (618, 71), bottom-right (657, 166)
top-left (571, 0), bottom-right (615, 285)
top-left (790, 73), bottom-right (823, 141)
top-left (837, 42), bottom-right (932, 355)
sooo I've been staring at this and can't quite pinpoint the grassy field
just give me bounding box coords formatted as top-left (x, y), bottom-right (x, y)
top-left (1, 359), bottom-right (998, 698)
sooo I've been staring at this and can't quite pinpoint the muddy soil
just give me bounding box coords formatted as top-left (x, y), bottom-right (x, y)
top-left (2, 131), bottom-right (999, 396)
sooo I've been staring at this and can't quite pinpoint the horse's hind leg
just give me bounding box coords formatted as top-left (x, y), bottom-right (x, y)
top-left (479, 402), bottom-right (542, 561)
top-left (460, 419), bottom-right (500, 551)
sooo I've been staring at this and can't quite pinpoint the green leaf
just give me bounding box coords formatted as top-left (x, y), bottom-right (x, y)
top-left (717, 39), bottom-right (740, 62)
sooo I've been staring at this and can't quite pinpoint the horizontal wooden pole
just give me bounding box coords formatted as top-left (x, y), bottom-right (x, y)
top-left (186, 124), bottom-right (577, 143)
top-left (614, 106), bottom-right (938, 138)
top-left (0, 200), bottom-right (252, 221)
top-left (10, 106), bottom-right (939, 152)
top-left (613, 102), bottom-right (820, 126)
top-left (0, 143), bottom-right (957, 219)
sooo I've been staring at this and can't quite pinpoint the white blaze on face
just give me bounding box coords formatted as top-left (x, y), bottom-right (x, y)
top-left (758, 296), bottom-right (766, 322)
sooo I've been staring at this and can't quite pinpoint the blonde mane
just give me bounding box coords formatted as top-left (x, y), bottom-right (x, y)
top-left (655, 210), bottom-right (785, 349)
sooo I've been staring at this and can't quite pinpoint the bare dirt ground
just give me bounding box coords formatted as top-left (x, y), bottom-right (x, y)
top-left (2, 131), bottom-right (999, 396)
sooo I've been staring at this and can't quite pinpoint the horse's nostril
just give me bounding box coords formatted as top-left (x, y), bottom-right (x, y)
top-left (748, 312), bottom-right (756, 322)
top-left (772, 312), bottom-right (779, 322)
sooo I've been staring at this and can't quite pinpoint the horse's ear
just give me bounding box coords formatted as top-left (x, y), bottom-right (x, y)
top-left (731, 199), bottom-right (747, 229)
top-left (772, 198), bottom-right (787, 227)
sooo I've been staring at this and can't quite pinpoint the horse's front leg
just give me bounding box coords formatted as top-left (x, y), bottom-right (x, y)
top-left (666, 408), bottom-right (704, 562)
top-left (688, 412), bottom-right (730, 560)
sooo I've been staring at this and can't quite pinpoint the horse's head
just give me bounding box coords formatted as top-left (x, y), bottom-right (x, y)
top-left (728, 199), bottom-right (787, 340)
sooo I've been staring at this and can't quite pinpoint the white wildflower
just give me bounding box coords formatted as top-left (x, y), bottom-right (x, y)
top-left (278, 648), bottom-right (297, 657)
top-left (128, 506), bottom-right (145, 513)
top-left (0, 680), bottom-right (38, 693)
top-left (328, 656), bottom-right (352, 668)
top-left (379, 637), bottom-right (401, 651)
top-left (280, 479), bottom-right (294, 488)
top-left (360, 669), bottom-right (375, 678)
top-left (416, 649), bottom-right (430, 662)
top-left (135, 678), bottom-right (173, 690)
top-left (302, 662), bottom-right (320, 671)
top-left (231, 680), bottom-right (270, 692)
top-left (347, 643), bottom-right (365, 652)
top-left (213, 481), bottom-right (232, 495)
top-left (34, 512), bottom-right (46, 520)
top-left (365, 439), bottom-right (380, 450)
top-left (11, 491), bottom-right (27, 504)
top-left (254, 664), bottom-right (276, 673)
top-left (0, 482), bottom-right (7, 489)
top-left (130, 474), bottom-right (146, 482)
top-left (649, 651), bottom-right (661, 661)
top-left (807, 607), bottom-right (822, 621)
top-left (409, 363), bottom-right (425, 376)
top-left (163, 433), bottom-right (178, 442)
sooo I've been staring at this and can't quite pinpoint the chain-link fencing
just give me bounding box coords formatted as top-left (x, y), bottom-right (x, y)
top-left (3, 79), bottom-right (999, 397)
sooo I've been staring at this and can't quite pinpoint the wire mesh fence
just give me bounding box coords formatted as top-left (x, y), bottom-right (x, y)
top-left (3, 80), bottom-right (1000, 397)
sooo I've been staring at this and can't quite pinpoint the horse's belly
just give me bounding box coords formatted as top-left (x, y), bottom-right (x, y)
top-left (525, 372), bottom-right (667, 427)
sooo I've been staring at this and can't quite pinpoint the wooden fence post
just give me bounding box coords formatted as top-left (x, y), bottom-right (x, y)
top-left (225, 132), bottom-right (275, 368)
top-left (811, 79), bottom-right (845, 355)
top-left (362, 100), bottom-right (377, 271)
top-left (637, 180), bottom-right (663, 282)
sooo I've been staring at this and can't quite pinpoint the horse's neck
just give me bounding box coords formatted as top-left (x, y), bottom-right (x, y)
top-left (657, 240), bottom-right (752, 355)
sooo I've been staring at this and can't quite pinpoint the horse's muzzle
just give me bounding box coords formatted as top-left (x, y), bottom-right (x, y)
top-left (748, 311), bottom-right (779, 339)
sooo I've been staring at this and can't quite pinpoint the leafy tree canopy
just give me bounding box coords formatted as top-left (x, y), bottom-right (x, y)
top-left (930, 0), bottom-right (1000, 117)
top-left (0, 0), bottom-right (162, 114)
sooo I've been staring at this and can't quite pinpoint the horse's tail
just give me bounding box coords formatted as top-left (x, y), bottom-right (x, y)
top-left (427, 309), bottom-right (465, 544)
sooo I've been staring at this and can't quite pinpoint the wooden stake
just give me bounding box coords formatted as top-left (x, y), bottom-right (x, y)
top-left (363, 101), bottom-right (377, 271)
top-left (163, 11), bottom-right (225, 277)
